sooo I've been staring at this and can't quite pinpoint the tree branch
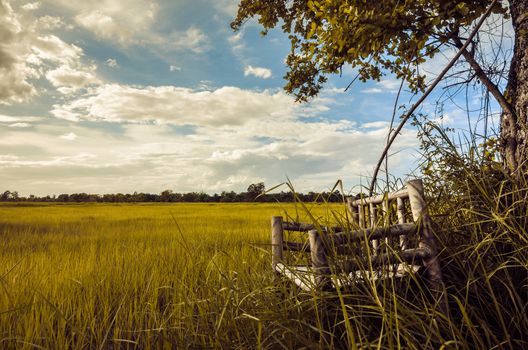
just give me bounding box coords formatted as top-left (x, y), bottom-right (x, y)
top-left (368, 0), bottom-right (499, 196)
top-left (451, 36), bottom-right (516, 118)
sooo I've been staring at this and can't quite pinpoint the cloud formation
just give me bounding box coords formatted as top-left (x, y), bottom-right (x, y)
top-left (46, 0), bottom-right (158, 44)
top-left (52, 84), bottom-right (298, 126)
top-left (171, 27), bottom-right (210, 53)
top-left (244, 65), bottom-right (272, 79)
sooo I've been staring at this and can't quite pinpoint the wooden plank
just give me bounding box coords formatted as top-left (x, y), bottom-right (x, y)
top-left (348, 188), bottom-right (409, 206)
top-left (309, 229), bottom-right (331, 290)
top-left (369, 202), bottom-right (380, 253)
top-left (332, 223), bottom-right (416, 245)
top-left (275, 263), bottom-right (314, 291)
top-left (338, 247), bottom-right (431, 273)
top-left (396, 197), bottom-right (407, 249)
top-left (346, 198), bottom-right (360, 226)
top-left (275, 262), bottom-right (422, 291)
top-left (271, 216), bottom-right (284, 272)
top-left (407, 179), bottom-right (445, 310)
top-left (358, 204), bottom-right (365, 229)
top-left (283, 221), bottom-right (344, 233)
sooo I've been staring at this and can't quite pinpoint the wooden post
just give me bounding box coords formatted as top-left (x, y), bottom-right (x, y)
top-left (396, 197), bottom-right (407, 249)
top-left (358, 204), bottom-right (365, 229)
top-left (347, 197), bottom-right (359, 226)
top-left (309, 229), bottom-right (330, 290)
top-left (407, 179), bottom-right (446, 310)
top-left (271, 216), bottom-right (284, 273)
top-left (381, 199), bottom-right (390, 249)
top-left (369, 202), bottom-right (379, 254)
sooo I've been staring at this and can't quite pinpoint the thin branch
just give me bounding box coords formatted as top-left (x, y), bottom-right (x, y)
top-left (451, 36), bottom-right (516, 118)
top-left (368, 0), bottom-right (499, 195)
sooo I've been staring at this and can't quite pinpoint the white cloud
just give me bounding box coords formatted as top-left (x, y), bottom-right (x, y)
top-left (37, 15), bottom-right (67, 30)
top-left (60, 132), bottom-right (77, 140)
top-left (0, 114), bottom-right (41, 123)
top-left (0, 2), bottom-right (102, 103)
top-left (106, 58), bottom-right (118, 67)
top-left (9, 122), bottom-right (31, 128)
top-left (46, 0), bottom-right (159, 45)
top-left (244, 65), bottom-right (272, 79)
top-left (31, 35), bottom-right (83, 64)
top-left (361, 79), bottom-right (403, 94)
top-left (169, 65), bottom-right (181, 72)
top-left (0, 117), bottom-right (419, 195)
top-left (171, 27), bottom-right (210, 53)
top-left (45, 64), bottom-right (99, 92)
top-left (21, 2), bottom-right (40, 10)
top-left (52, 84), bottom-right (298, 126)
top-left (0, 1), bottom-right (37, 104)
top-left (75, 12), bottom-right (131, 43)
top-left (361, 88), bottom-right (383, 94)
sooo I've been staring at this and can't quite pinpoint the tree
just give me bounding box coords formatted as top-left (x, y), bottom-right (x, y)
top-left (232, 0), bottom-right (527, 175)
top-left (247, 182), bottom-right (266, 201)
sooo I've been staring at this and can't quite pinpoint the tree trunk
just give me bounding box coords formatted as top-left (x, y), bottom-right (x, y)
top-left (501, 0), bottom-right (528, 175)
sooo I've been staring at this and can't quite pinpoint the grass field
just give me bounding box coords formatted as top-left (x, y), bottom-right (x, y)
top-left (0, 202), bottom-right (343, 349)
top-left (1, 199), bottom-right (526, 349)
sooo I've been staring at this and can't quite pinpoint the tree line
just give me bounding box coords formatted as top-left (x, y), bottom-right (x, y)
top-left (0, 183), bottom-right (346, 203)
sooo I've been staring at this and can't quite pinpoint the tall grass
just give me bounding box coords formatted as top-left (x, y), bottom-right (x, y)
top-left (1, 156), bottom-right (527, 349)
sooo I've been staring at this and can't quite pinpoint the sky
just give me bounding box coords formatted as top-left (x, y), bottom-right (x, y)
top-left (0, 0), bottom-right (512, 196)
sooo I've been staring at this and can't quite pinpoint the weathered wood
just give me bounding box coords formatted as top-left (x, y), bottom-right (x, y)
top-left (272, 178), bottom-right (444, 303)
top-left (407, 180), bottom-right (444, 296)
top-left (369, 202), bottom-right (380, 253)
top-left (332, 223), bottom-right (416, 245)
top-left (347, 198), bottom-right (360, 226)
top-left (275, 262), bottom-right (422, 291)
top-left (271, 216), bottom-right (284, 272)
top-left (285, 223), bottom-right (417, 253)
top-left (274, 263), bottom-right (313, 291)
top-left (349, 188), bottom-right (408, 206)
top-left (283, 221), bottom-right (344, 233)
top-left (358, 204), bottom-right (365, 229)
top-left (396, 197), bottom-right (407, 249)
top-left (338, 247), bottom-right (431, 273)
top-left (309, 229), bottom-right (330, 289)
top-left (381, 199), bottom-right (390, 249)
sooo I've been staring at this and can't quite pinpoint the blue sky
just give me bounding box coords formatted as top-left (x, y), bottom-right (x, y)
top-left (0, 0), bottom-right (511, 196)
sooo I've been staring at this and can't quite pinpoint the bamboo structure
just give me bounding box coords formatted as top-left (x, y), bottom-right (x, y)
top-left (272, 179), bottom-right (444, 307)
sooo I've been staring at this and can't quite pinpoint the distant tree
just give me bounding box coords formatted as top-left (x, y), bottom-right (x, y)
top-left (57, 194), bottom-right (69, 202)
top-left (247, 182), bottom-right (265, 201)
top-left (1, 190), bottom-right (11, 201)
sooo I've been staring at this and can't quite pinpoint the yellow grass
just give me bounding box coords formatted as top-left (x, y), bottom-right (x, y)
top-left (0, 202), bottom-right (339, 349)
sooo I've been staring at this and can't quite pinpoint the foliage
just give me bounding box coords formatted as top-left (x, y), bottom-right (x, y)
top-left (0, 184), bottom-right (345, 203)
top-left (231, 0), bottom-right (507, 101)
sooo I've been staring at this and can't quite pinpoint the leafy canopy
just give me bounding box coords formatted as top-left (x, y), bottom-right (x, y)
top-left (231, 0), bottom-right (506, 102)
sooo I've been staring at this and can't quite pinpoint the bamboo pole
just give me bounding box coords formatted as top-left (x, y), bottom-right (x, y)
top-left (271, 216), bottom-right (284, 273)
top-left (332, 223), bottom-right (416, 245)
top-left (381, 199), bottom-right (390, 248)
top-left (347, 197), bottom-right (360, 226)
top-left (358, 204), bottom-right (365, 229)
top-left (349, 188), bottom-right (408, 206)
top-left (308, 229), bottom-right (330, 290)
top-left (369, 202), bottom-right (379, 254)
top-left (407, 179), bottom-right (446, 310)
top-left (396, 197), bottom-right (407, 249)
